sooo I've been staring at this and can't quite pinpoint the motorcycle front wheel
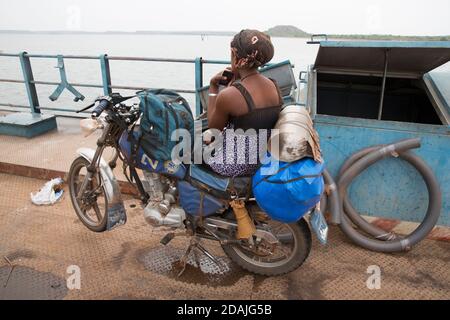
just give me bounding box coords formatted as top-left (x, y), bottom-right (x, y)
top-left (68, 156), bottom-right (108, 232)
top-left (222, 218), bottom-right (312, 276)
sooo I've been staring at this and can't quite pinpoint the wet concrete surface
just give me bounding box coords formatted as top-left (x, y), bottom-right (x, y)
top-left (0, 173), bottom-right (449, 300)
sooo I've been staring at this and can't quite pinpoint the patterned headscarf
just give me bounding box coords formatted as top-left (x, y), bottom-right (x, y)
top-left (231, 29), bottom-right (274, 69)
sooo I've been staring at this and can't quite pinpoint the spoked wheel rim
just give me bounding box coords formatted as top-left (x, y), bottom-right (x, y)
top-left (231, 221), bottom-right (298, 268)
top-left (69, 159), bottom-right (108, 228)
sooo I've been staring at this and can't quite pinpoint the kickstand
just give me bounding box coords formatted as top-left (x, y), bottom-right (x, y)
top-left (192, 246), bottom-right (202, 269)
top-left (176, 236), bottom-right (223, 277)
top-left (196, 242), bottom-right (222, 267)
top-left (177, 241), bottom-right (194, 277)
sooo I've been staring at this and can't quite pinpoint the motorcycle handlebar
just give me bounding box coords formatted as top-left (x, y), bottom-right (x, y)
top-left (92, 99), bottom-right (109, 117)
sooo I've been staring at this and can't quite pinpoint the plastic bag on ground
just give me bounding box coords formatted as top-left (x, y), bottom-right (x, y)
top-left (30, 177), bottom-right (64, 205)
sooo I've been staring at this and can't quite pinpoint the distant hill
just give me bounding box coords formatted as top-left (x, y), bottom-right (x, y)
top-left (265, 25), bottom-right (310, 38)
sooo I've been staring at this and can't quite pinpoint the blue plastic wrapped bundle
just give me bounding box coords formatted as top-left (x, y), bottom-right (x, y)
top-left (252, 153), bottom-right (325, 223)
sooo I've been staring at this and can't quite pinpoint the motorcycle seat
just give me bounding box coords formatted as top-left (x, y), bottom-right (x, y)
top-left (187, 163), bottom-right (252, 199)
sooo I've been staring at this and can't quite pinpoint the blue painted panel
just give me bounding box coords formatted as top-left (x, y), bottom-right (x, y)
top-left (314, 41), bottom-right (450, 76)
top-left (0, 112), bottom-right (57, 138)
top-left (426, 71), bottom-right (450, 118)
top-left (315, 115), bottom-right (450, 226)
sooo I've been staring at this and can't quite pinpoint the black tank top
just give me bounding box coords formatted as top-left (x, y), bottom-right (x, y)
top-left (229, 78), bottom-right (283, 131)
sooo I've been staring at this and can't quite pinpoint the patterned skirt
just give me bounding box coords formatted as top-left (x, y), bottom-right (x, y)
top-left (204, 123), bottom-right (270, 177)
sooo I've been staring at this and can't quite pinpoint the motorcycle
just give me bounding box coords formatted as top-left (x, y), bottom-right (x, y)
top-left (68, 93), bottom-right (313, 276)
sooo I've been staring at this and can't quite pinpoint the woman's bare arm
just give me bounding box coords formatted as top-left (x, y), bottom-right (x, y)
top-left (207, 90), bottom-right (230, 130)
top-left (207, 70), bottom-right (232, 130)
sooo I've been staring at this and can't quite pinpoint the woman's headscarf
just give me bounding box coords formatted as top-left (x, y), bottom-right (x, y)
top-left (231, 29), bottom-right (274, 69)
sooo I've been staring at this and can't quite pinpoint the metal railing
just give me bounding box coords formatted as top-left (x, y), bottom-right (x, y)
top-left (0, 52), bottom-right (234, 117)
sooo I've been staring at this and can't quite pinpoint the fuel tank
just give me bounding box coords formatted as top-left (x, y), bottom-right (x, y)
top-left (118, 130), bottom-right (186, 179)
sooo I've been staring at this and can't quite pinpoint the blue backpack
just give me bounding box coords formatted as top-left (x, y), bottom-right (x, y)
top-left (138, 89), bottom-right (194, 161)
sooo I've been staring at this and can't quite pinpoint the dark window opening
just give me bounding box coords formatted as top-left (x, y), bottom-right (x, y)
top-left (316, 72), bottom-right (442, 125)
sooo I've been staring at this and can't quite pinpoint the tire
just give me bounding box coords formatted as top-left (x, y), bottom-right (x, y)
top-left (222, 218), bottom-right (312, 276)
top-left (68, 156), bottom-right (108, 232)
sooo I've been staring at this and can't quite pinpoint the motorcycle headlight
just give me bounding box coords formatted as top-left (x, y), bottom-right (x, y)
top-left (80, 118), bottom-right (100, 137)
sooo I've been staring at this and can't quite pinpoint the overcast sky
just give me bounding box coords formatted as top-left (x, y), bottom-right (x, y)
top-left (0, 0), bottom-right (449, 35)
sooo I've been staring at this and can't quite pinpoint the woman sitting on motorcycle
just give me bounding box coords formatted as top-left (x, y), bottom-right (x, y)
top-left (205, 29), bottom-right (283, 177)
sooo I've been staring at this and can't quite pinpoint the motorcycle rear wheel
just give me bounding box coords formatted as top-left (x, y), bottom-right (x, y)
top-left (222, 218), bottom-right (312, 276)
top-left (68, 156), bottom-right (108, 232)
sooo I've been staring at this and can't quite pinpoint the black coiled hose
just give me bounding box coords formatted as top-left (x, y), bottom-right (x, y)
top-left (323, 138), bottom-right (442, 252)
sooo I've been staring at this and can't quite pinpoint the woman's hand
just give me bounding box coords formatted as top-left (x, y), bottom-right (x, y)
top-left (209, 67), bottom-right (233, 91)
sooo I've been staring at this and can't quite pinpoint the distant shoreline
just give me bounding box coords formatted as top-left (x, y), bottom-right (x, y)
top-left (0, 30), bottom-right (236, 36)
top-left (0, 30), bottom-right (449, 41)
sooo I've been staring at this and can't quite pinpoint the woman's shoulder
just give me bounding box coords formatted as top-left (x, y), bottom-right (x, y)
top-left (211, 85), bottom-right (241, 115)
top-left (216, 85), bottom-right (243, 105)
top-left (259, 75), bottom-right (280, 90)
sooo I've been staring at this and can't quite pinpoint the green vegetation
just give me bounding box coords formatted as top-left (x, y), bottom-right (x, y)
top-left (328, 34), bottom-right (450, 41)
top-left (265, 25), bottom-right (450, 41)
